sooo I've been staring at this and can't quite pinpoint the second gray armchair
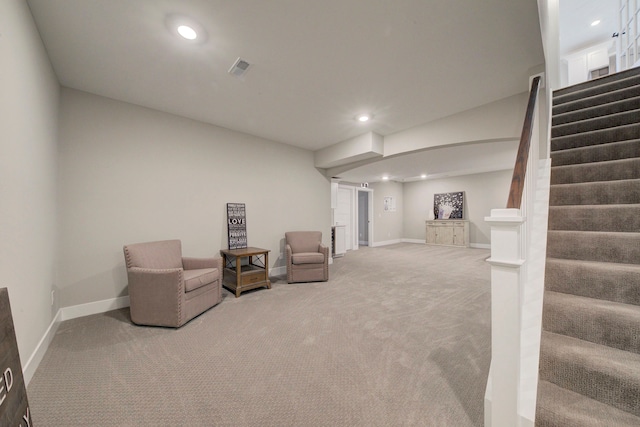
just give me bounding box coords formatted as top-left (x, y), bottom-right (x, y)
top-left (285, 231), bottom-right (329, 283)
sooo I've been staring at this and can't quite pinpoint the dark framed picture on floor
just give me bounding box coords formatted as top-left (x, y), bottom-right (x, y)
top-left (433, 192), bottom-right (464, 219)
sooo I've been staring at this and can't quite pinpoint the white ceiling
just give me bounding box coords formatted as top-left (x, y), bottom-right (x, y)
top-left (27, 0), bottom-right (544, 152)
top-left (559, 0), bottom-right (618, 57)
top-left (28, 0), bottom-right (617, 184)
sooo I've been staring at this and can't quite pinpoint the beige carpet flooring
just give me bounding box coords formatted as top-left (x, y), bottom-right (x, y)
top-left (27, 243), bottom-right (491, 426)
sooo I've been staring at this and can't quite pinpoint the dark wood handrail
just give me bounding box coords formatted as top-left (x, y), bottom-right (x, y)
top-left (507, 76), bottom-right (542, 209)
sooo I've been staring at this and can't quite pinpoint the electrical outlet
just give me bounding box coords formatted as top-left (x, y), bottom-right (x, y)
top-left (51, 290), bottom-right (55, 306)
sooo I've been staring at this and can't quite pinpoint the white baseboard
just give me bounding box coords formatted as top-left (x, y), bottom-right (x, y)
top-left (61, 295), bottom-right (130, 322)
top-left (269, 265), bottom-right (287, 277)
top-left (402, 238), bottom-right (426, 244)
top-left (23, 309), bottom-right (62, 386)
top-left (370, 239), bottom-right (403, 247)
top-left (370, 239), bottom-right (489, 249)
top-left (23, 295), bottom-right (130, 386)
top-left (471, 243), bottom-right (491, 249)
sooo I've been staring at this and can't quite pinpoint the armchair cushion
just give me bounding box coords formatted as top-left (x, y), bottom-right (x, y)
top-left (183, 268), bottom-right (218, 292)
top-left (182, 256), bottom-right (220, 270)
top-left (292, 252), bottom-right (325, 264)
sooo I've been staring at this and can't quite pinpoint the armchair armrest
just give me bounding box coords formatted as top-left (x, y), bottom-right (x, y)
top-left (285, 244), bottom-right (293, 263)
top-left (127, 267), bottom-right (184, 326)
top-left (318, 244), bottom-right (329, 259)
top-left (127, 267), bottom-right (184, 294)
top-left (182, 256), bottom-right (222, 271)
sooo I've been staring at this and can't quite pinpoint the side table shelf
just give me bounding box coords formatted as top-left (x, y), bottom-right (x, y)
top-left (220, 247), bottom-right (271, 297)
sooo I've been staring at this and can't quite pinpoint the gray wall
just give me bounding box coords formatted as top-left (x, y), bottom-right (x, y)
top-left (57, 88), bottom-right (331, 308)
top-left (403, 170), bottom-right (513, 246)
top-left (369, 181), bottom-right (404, 245)
top-left (364, 170), bottom-right (512, 248)
top-left (0, 0), bottom-right (60, 361)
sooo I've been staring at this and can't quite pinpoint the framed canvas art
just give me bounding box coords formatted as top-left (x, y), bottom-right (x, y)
top-left (433, 192), bottom-right (464, 219)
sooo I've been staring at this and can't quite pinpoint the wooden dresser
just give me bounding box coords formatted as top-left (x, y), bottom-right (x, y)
top-left (425, 220), bottom-right (470, 247)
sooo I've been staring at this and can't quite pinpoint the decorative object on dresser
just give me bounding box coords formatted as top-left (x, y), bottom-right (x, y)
top-left (433, 191), bottom-right (464, 219)
top-left (123, 239), bottom-right (223, 327)
top-left (285, 231), bottom-right (329, 283)
top-left (220, 247), bottom-right (271, 297)
top-left (425, 220), bottom-right (470, 247)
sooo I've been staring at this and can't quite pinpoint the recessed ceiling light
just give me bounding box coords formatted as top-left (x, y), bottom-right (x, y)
top-left (356, 114), bottom-right (372, 122)
top-left (382, 176), bottom-right (389, 181)
top-left (420, 174), bottom-right (427, 179)
top-left (165, 14), bottom-right (208, 44)
top-left (177, 25), bottom-right (197, 40)
top-left (591, 20), bottom-right (601, 27)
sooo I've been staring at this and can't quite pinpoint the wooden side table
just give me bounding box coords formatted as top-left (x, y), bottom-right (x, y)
top-left (220, 247), bottom-right (271, 297)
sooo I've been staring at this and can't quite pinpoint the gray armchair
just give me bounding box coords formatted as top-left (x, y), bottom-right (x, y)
top-left (285, 231), bottom-right (329, 283)
top-left (123, 239), bottom-right (222, 327)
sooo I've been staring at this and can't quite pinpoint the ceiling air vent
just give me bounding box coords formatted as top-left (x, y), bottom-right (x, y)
top-left (228, 58), bottom-right (251, 78)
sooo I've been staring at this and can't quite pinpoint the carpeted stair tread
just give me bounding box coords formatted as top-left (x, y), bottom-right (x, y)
top-left (546, 230), bottom-right (640, 264)
top-left (553, 95), bottom-right (640, 127)
top-left (543, 291), bottom-right (640, 354)
top-left (539, 331), bottom-right (640, 417)
top-left (554, 69), bottom-right (640, 105)
top-left (536, 380), bottom-right (640, 427)
top-left (552, 108), bottom-right (640, 138)
top-left (552, 84), bottom-right (640, 117)
top-left (550, 157), bottom-right (640, 185)
top-left (545, 258), bottom-right (640, 306)
top-left (548, 204), bottom-right (640, 232)
top-left (551, 123), bottom-right (640, 151)
top-left (550, 139), bottom-right (640, 166)
top-left (553, 67), bottom-right (640, 97)
top-left (549, 179), bottom-right (640, 206)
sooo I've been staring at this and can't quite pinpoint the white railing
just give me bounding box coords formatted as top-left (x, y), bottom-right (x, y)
top-left (617, 0), bottom-right (640, 71)
top-left (484, 75), bottom-right (551, 427)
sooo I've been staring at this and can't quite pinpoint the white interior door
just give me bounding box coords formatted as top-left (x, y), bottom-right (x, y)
top-left (335, 187), bottom-right (353, 251)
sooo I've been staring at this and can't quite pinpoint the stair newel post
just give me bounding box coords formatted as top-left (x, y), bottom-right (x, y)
top-left (484, 208), bottom-right (526, 427)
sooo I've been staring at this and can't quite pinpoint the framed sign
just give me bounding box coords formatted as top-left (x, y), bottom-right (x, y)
top-left (383, 196), bottom-right (396, 212)
top-left (226, 203), bottom-right (247, 250)
top-left (0, 288), bottom-right (32, 426)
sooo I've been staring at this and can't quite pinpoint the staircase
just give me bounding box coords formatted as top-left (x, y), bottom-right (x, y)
top-left (535, 67), bottom-right (640, 426)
